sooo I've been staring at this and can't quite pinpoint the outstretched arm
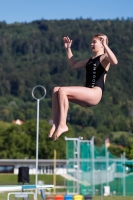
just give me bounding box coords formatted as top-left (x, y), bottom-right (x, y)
top-left (63, 36), bottom-right (88, 69)
top-left (100, 36), bottom-right (118, 65)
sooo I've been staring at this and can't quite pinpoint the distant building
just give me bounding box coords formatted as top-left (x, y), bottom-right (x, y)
top-left (105, 138), bottom-right (110, 148)
top-left (0, 159), bottom-right (66, 175)
top-left (12, 119), bottom-right (24, 125)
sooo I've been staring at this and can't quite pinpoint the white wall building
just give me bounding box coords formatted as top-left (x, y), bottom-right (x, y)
top-left (0, 159), bottom-right (67, 175)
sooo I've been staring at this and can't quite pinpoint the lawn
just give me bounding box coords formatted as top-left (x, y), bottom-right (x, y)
top-left (0, 174), bottom-right (64, 185)
top-left (0, 175), bottom-right (133, 200)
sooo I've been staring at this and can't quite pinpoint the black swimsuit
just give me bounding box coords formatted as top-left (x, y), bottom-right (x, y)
top-left (85, 55), bottom-right (107, 107)
top-left (85, 55), bottom-right (107, 91)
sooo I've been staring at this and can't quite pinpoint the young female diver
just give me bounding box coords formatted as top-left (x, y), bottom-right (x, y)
top-left (48, 33), bottom-right (118, 140)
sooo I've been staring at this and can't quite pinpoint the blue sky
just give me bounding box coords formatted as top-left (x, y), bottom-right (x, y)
top-left (0, 0), bottom-right (133, 24)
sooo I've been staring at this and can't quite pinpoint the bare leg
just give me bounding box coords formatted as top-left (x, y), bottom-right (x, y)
top-left (53, 86), bottom-right (102, 140)
top-left (54, 87), bottom-right (69, 140)
top-left (48, 87), bottom-right (60, 137)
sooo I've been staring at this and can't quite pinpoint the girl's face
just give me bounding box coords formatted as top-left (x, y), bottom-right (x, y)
top-left (91, 37), bottom-right (103, 52)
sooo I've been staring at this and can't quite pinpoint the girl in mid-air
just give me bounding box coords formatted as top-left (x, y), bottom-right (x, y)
top-left (49, 34), bottom-right (118, 140)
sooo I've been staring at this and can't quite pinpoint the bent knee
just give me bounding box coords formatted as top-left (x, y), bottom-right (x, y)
top-left (53, 86), bottom-right (60, 93)
top-left (58, 87), bottom-right (66, 95)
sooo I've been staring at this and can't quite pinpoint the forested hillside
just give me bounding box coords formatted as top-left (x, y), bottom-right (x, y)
top-left (0, 18), bottom-right (133, 158)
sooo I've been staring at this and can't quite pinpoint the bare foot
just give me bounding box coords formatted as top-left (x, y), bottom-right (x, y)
top-left (48, 124), bottom-right (56, 138)
top-left (54, 125), bottom-right (68, 140)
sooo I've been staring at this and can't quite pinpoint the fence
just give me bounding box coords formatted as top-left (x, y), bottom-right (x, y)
top-left (65, 137), bottom-right (133, 196)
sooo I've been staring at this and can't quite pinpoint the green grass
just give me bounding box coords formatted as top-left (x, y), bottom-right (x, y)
top-left (0, 174), bottom-right (65, 185)
top-left (0, 175), bottom-right (133, 199)
top-left (0, 174), bottom-right (66, 199)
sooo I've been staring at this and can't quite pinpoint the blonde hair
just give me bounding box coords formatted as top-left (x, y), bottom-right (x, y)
top-left (93, 33), bottom-right (109, 45)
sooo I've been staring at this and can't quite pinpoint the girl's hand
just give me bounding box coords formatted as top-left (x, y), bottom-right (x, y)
top-left (63, 36), bottom-right (72, 49)
top-left (99, 35), bottom-right (107, 46)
